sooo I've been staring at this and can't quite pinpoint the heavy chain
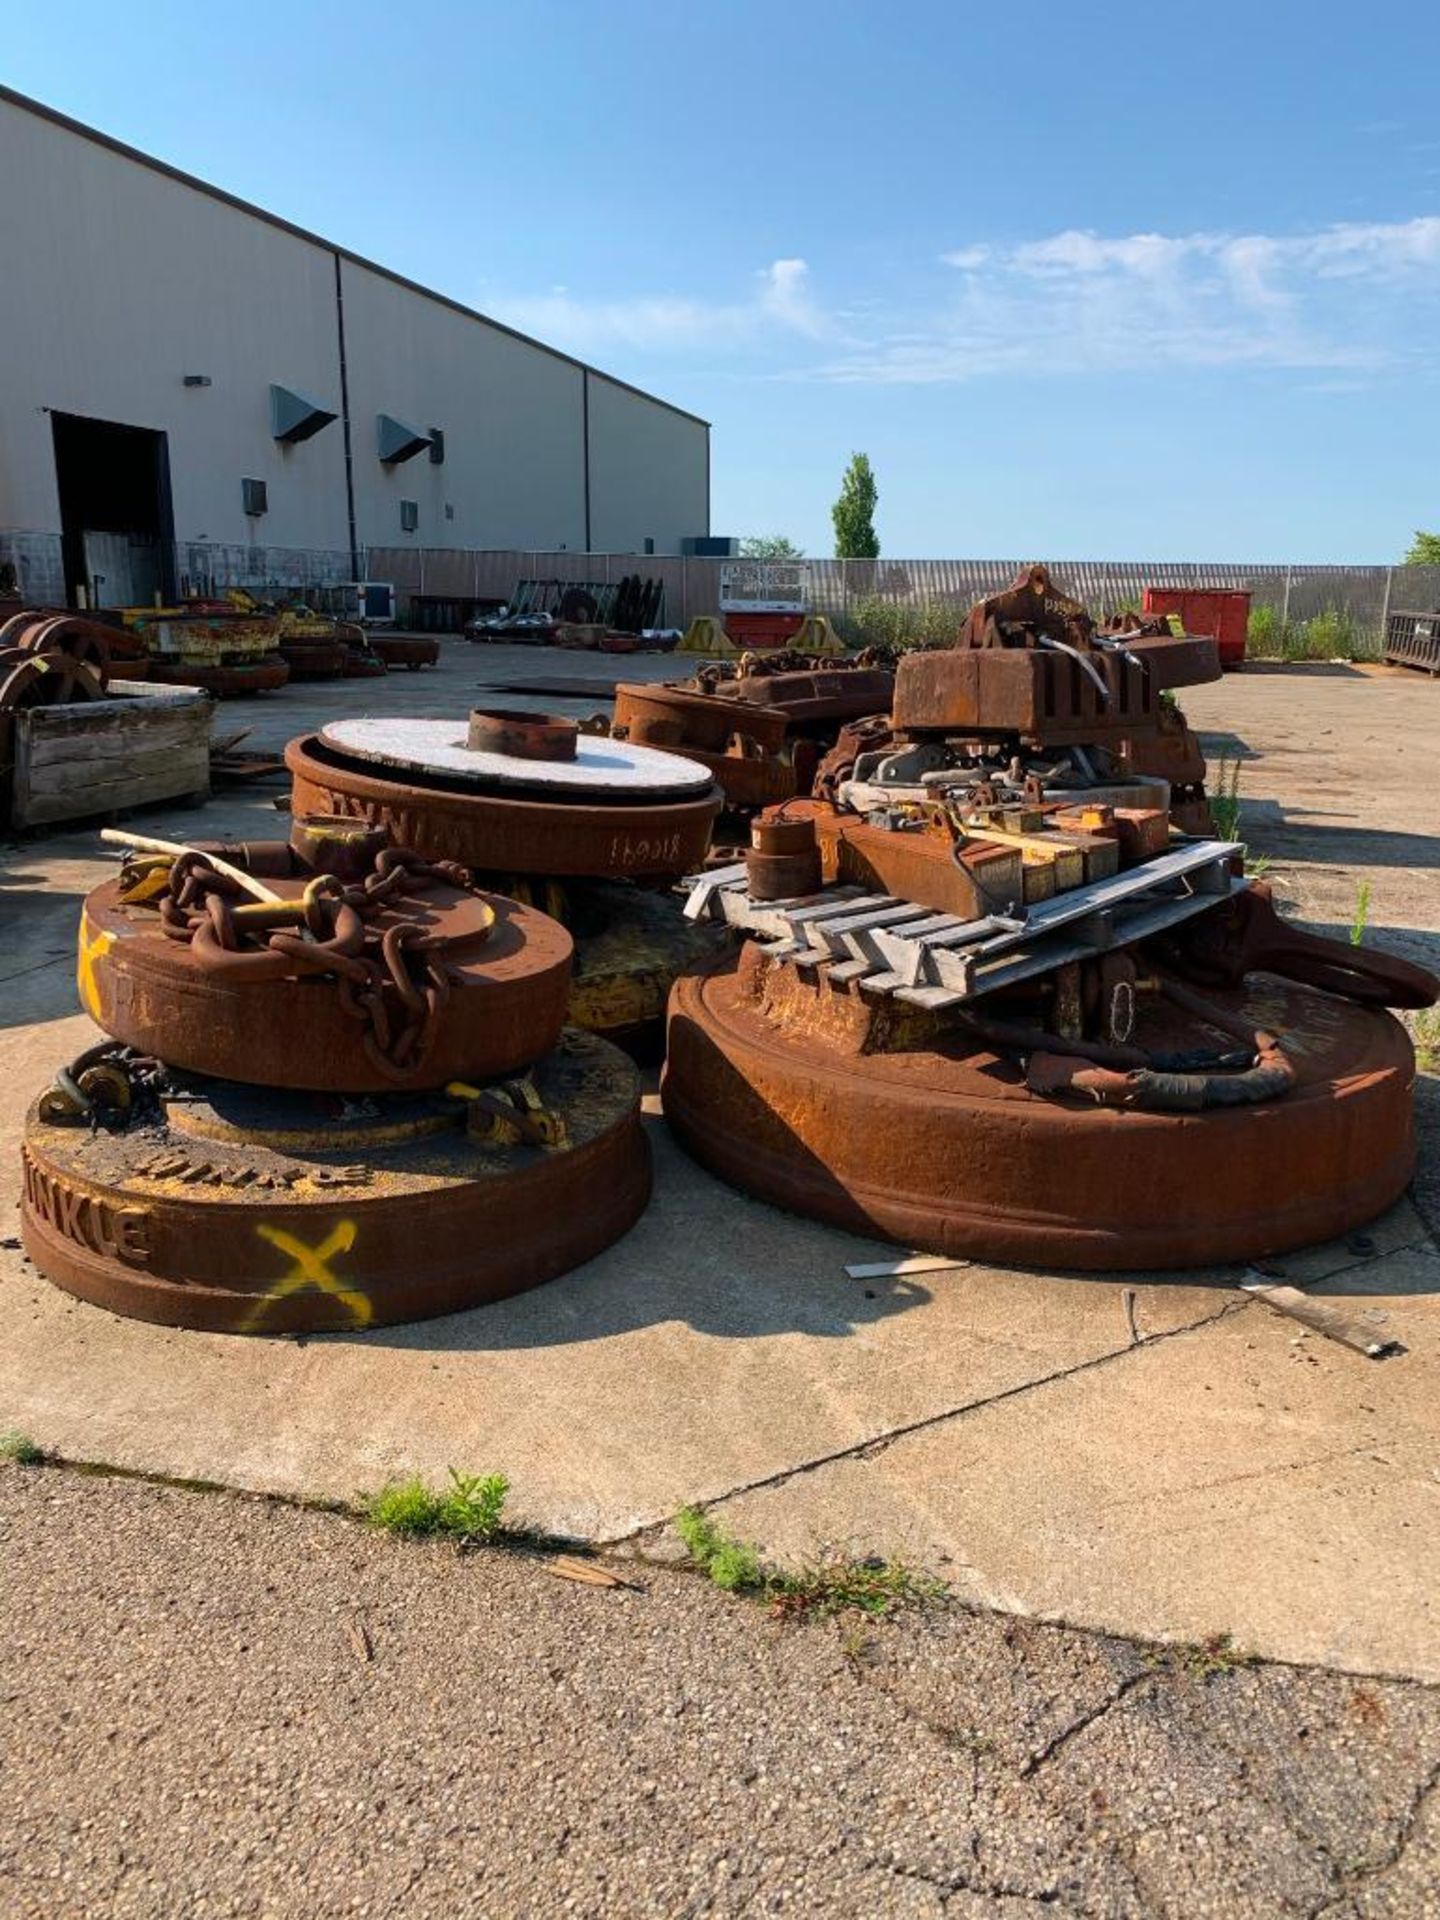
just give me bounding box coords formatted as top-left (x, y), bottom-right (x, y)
top-left (129, 845), bottom-right (480, 1085)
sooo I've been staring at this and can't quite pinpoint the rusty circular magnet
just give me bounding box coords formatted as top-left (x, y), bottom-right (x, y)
top-left (286, 732), bottom-right (722, 878)
top-left (467, 708), bottom-right (579, 761)
top-left (662, 947), bottom-right (1419, 1271)
top-left (21, 1029), bottom-right (650, 1334)
top-left (80, 871), bottom-right (571, 1093)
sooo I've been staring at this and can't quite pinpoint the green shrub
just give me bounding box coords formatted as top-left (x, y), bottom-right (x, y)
top-left (840, 596), bottom-right (962, 651)
top-left (0, 1430), bottom-right (44, 1466)
top-left (1248, 602), bottom-right (1362, 662)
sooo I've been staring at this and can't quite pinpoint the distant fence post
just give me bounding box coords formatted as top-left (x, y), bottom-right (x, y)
top-left (1379, 566), bottom-right (1394, 646)
top-left (1281, 568), bottom-right (1292, 629)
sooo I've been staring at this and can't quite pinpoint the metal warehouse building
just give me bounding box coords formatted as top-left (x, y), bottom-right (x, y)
top-left (0, 86), bottom-right (710, 610)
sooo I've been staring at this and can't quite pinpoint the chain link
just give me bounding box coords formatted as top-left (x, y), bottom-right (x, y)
top-left (133, 844), bottom-right (483, 1084)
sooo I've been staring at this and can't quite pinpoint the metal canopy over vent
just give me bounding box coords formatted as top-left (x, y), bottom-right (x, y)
top-left (377, 414), bottom-right (432, 464)
top-left (269, 384), bottom-right (337, 444)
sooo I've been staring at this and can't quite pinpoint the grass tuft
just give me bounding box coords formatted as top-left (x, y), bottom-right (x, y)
top-left (675, 1506), bottom-right (763, 1591)
top-left (1173, 1632), bottom-right (1258, 1679)
top-left (364, 1468), bottom-right (509, 1543)
top-left (1411, 1008), bottom-right (1440, 1074)
top-left (675, 1506), bottom-right (942, 1619)
top-left (0, 1430), bottom-right (45, 1466)
top-left (1210, 754), bottom-right (1243, 842)
top-left (1350, 879), bottom-right (1372, 947)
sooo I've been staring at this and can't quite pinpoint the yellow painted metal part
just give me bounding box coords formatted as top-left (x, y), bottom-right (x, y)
top-left (677, 615), bottom-right (741, 658)
top-left (76, 912), bottom-right (115, 1023)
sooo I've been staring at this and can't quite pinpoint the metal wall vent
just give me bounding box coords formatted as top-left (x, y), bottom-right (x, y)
top-left (242, 478), bottom-right (269, 517)
top-left (377, 415), bottom-right (432, 464)
top-left (399, 499), bottom-right (419, 532)
top-left (428, 428), bottom-right (445, 466)
top-left (270, 384), bottom-right (336, 444)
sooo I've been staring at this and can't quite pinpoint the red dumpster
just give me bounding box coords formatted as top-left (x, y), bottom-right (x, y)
top-left (1142, 586), bottom-right (1250, 669)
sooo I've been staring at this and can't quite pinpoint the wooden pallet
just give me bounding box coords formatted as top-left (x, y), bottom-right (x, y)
top-left (684, 840), bottom-right (1243, 1007)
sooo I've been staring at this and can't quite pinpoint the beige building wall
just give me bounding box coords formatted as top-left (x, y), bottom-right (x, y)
top-left (586, 375), bottom-right (710, 557)
top-left (0, 87), bottom-right (708, 593)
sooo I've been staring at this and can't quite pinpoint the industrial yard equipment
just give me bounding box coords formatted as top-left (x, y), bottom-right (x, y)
top-left (370, 633), bottom-right (441, 671)
top-left (612, 653), bottom-right (897, 811)
top-left (21, 819), bottom-right (650, 1333)
top-left (1141, 585), bottom-right (1251, 669)
top-left (1384, 609), bottom-right (1440, 676)
top-left (285, 710), bottom-right (725, 1046)
top-left (663, 565), bottom-right (1438, 1269)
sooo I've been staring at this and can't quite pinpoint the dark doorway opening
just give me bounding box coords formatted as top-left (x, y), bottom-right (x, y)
top-left (51, 411), bottom-right (176, 608)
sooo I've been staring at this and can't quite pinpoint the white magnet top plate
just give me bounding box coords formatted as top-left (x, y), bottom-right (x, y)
top-left (320, 715), bottom-right (714, 798)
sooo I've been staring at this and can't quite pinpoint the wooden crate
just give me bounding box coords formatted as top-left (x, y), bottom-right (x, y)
top-left (11, 680), bottom-right (211, 829)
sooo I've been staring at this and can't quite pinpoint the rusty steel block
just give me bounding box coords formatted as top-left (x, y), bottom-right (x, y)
top-left (785, 801), bottom-right (1025, 920)
top-left (612, 681), bottom-right (797, 809)
top-left (371, 634), bottom-right (441, 670)
top-left (1114, 632), bottom-right (1221, 690)
top-left (615, 682), bottom-right (789, 755)
top-left (662, 948), bottom-right (1420, 1271)
top-left (718, 666), bottom-right (897, 727)
top-left (22, 1029), bottom-right (649, 1334)
top-left (893, 646), bottom-right (1156, 743)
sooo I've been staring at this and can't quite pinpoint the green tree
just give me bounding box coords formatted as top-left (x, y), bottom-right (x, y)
top-left (739, 535), bottom-right (805, 559)
top-left (1402, 530), bottom-right (1440, 565)
top-left (831, 453), bottom-right (880, 559)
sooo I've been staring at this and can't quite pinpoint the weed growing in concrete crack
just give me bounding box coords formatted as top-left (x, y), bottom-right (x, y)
top-left (1210, 755), bottom-right (1243, 843)
top-left (1150, 1632), bottom-right (1258, 1680)
top-left (1413, 1009), bottom-right (1440, 1073)
top-left (675, 1506), bottom-right (943, 1619)
top-left (0, 1430), bottom-right (44, 1465)
top-left (1350, 879), bottom-right (1373, 947)
top-left (364, 1469), bottom-right (509, 1543)
top-left (675, 1506), bottom-right (764, 1591)
top-left (769, 1556), bottom-right (946, 1622)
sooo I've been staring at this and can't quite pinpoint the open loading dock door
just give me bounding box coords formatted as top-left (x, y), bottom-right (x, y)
top-left (51, 412), bottom-right (176, 609)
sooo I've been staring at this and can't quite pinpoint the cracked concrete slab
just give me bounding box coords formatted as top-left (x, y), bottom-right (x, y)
top-left (0, 1050), bottom-right (1235, 1536)
top-left (702, 1297), bottom-right (1440, 1681)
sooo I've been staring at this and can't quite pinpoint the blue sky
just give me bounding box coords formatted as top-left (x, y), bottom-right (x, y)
top-left (7, 1), bottom-right (1440, 560)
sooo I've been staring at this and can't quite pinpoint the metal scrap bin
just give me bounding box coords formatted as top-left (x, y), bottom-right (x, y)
top-left (1142, 586), bottom-right (1251, 669)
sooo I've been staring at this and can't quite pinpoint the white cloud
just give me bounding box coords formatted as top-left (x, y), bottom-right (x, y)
top-left (487, 218), bottom-right (1440, 386)
top-left (819, 217), bottom-right (1440, 383)
top-left (488, 257), bottom-right (833, 355)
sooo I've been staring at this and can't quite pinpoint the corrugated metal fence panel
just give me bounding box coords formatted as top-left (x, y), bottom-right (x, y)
top-left (11, 530), bottom-right (1436, 642)
top-left (364, 553), bottom-right (1438, 641)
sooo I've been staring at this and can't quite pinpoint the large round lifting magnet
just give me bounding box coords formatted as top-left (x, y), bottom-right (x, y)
top-left (662, 948), bottom-right (1419, 1271)
top-left (22, 1030), bottom-right (650, 1335)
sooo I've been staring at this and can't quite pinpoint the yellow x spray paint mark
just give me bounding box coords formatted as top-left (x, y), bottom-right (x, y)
top-left (76, 914), bottom-right (115, 1023)
top-left (248, 1220), bottom-right (371, 1331)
